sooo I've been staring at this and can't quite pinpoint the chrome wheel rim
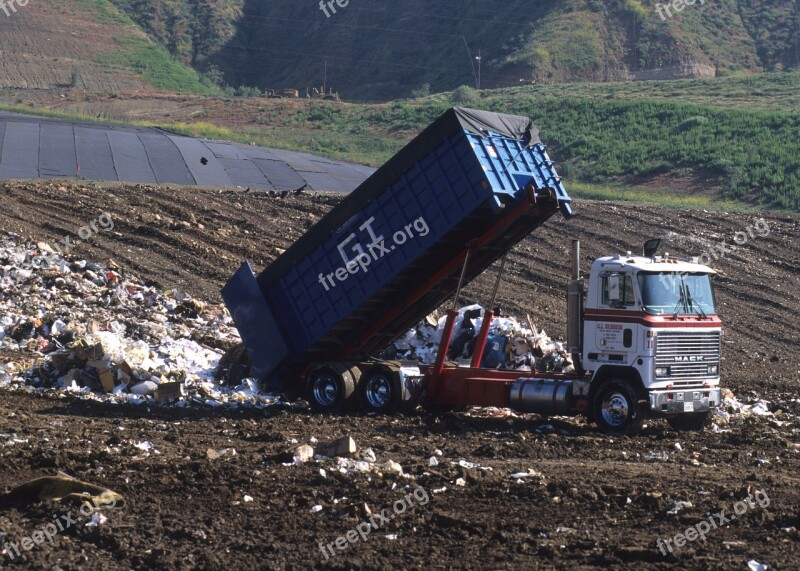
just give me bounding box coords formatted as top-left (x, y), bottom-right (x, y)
top-left (365, 375), bottom-right (392, 409)
top-left (601, 392), bottom-right (629, 427)
top-left (312, 373), bottom-right (338, 407)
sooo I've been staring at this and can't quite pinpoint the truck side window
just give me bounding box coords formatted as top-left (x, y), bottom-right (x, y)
top-left (602, 273), bottom-right (635, 307)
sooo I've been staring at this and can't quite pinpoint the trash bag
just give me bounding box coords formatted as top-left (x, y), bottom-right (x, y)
top-left (481, 335), bottom-right (507, 368)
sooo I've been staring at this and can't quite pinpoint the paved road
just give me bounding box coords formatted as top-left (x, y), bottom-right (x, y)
top-left (0, 112), bottom-right (374, 192)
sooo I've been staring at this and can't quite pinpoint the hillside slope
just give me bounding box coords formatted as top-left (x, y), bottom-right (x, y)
top-left (0, 0), bottom-right (213, 93)
top-left (110, 0), bottom-right (799, 100)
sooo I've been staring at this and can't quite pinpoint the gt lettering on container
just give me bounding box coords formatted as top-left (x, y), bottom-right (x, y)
top-left (317, 216), bottom-right (430, 292)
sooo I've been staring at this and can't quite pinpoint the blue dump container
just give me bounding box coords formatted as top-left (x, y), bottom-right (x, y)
top-left (223, 108), bottom-right (572, 391)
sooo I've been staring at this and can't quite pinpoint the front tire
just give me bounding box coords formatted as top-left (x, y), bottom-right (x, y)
top-left (592, 381), bottom-right (645, 435)
top-left (306, 364), bottom-right (357, 413)
top-left (667, 412), bottom-right (710, 431)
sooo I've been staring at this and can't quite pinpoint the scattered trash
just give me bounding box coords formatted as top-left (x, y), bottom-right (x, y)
top-left (85, 513), bottom-right (108, 527)
top-left (646, 451), bottom-right (670, 462)
top-left (379, 460), bottom-right (403, 477)
top-left (383, 305), bottom-right (574, 373)
top-left (0, 233), bottom-right (278, 409)
top-left (316, 436), bottom-right (357, 458)
top-left (0, 475), bottom-right (124, 509)
top-left (385, 534), bottom-right (398, 540)
top-left (243, 495), bottom-right (254, 503)
top-left (310, 505), bottom-right (323, 514)
top-left (509, 469), bottom-right (545, 482)
top-left (207, 448), bottom-right (236, 460)
top-left (429, 456), bottom-right (439, 467)
top-left (455, 478), bottom-right (466, 487)
top-left (748, 560), bottom-right (769, 571)
top-left (673, 442), bottom-right (683, 452)
top-left (293, 445), bottom-right (315, 464)
top-left (664, 501), bottom-right (693, 516)
top-left (134, 441), bottom-right (154, 452)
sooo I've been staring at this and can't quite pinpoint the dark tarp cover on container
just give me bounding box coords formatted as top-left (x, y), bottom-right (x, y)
top-left (258, 107), bottom-right (542, 289)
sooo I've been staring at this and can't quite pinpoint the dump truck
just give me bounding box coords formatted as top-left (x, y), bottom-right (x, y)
top-left (222, 107), bottom-right (723, 433)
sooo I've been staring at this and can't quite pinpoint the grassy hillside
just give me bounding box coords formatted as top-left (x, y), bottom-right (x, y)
top-left (108, 0), bottom-right (799, 100)
top-left (4, 72), bottom-right (798, 211)
top-left (0, 0), bottom-right (217, 93)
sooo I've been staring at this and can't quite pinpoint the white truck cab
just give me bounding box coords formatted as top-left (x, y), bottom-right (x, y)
top-left (576, 247), bottom-right (723, 431)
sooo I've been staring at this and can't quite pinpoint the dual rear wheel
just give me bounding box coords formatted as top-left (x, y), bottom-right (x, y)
top-left (305, 363), bottom-right (404, 414)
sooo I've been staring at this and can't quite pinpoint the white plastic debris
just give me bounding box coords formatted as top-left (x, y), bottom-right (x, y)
top-left (243, 495), bottom-right (254, 503)
top-left (85, 513), bottom-right (108, 527)
top-left (134, 441), bottom-right (154, 452)
top-left (380, 460), bottom-right (403, 476)
top-left (429, 456), bottom-right (439, 467)
top-left (310, 505), bottom-right (323, 514)
top-left (293, 445), bottom-right (314, 464)
top-left (360, 448), bottom-right (377, 463)
top-left (0, 233), bottom-right (274, 409)
top-left (665, 501), bottom-right (693, 515)
top-left (748, 561), bottom-right (769, 571)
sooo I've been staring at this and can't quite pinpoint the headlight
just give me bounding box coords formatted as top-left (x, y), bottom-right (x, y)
top-left (707, 365), bottom-right (719, 375)
top-left (655, 367), bottom-right (670, 377)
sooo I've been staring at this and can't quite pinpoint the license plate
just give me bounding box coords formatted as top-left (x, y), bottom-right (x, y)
top-left (684, 402), bottom-right (694, 412)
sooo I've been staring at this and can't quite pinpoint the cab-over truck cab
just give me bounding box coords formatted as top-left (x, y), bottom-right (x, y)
top-left (576, 244), bottom-right (723, 432)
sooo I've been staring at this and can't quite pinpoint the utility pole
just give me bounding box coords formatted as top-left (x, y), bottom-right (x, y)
top-left (323, 59), bottom-right (327, 94)
top-left (475, 50), bottom-right (482, 90)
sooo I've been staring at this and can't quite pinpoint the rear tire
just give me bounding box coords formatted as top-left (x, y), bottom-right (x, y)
top-left (592, 381), bottom-right (645, 435)
top-left (306, 364), bottom-right (357, 413)
top-left (358, 365), bottom-right (403, 414)
top-left (667, 412), bottom-right (710, 431)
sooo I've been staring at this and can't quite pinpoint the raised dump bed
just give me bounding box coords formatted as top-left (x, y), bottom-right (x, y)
top-left (222, 107), bottom-right (572, 391)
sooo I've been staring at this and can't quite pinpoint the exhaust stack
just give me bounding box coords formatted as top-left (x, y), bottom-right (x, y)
top-left (566, 239), bottom-right (584, 373)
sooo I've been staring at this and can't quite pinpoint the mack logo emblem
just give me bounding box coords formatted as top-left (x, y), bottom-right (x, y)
top-left (674, 356), bottom-right (705, 362)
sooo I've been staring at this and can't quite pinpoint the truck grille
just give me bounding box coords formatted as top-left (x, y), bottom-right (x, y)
top-left (655, 331), bottom-right (721, 380)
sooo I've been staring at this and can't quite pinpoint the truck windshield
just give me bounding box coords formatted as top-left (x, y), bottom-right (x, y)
top-left (638, 272), bottom-right (717, 316)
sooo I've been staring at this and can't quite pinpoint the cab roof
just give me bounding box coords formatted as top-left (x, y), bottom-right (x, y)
top-left (591, 254), bottom-right (717, 274)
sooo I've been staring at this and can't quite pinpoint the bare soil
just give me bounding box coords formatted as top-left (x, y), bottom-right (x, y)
top-left (0, 2), bottom-right (146, 92)
top-left (1, 180), bottom-right (799, 569)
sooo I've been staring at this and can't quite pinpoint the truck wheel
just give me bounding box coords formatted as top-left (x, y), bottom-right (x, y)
top-left (667, 412), bottom-right (710, 431)
top-left (306, 364), bottom-right (356, 413)
top-left (358, 366), bottom-right (402, 414)
top-left (592, 381), bottom-right (645, 435)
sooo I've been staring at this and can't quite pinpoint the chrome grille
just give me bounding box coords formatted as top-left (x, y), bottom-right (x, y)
top-left (655, 331), bottom-right (721, 380)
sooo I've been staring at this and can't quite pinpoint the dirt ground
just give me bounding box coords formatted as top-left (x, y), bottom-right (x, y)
top-left (1, 180), bottom-right (799, 569)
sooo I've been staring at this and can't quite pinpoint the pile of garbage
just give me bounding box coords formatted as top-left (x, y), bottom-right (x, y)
top-left (383, 304), bottom-right (575, 373)
top-left (0, 233), bottom-right (275, 407)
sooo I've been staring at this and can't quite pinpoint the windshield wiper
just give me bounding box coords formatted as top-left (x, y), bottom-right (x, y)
top-left (672, 282), bottom-right (686, 319)
top-left (684, 284), bottom-right (707, 319)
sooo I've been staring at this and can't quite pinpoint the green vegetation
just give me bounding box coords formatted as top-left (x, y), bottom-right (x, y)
top-left (107, 0), bottom-right (799, 101)
top-left (3, 71), bottom-right (799, 211)
top-left (98, 36), bottom-right (219, 94)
